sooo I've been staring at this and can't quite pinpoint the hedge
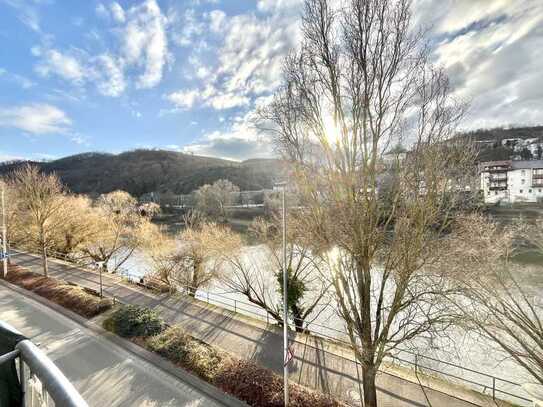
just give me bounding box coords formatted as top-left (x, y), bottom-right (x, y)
top-left (103, 304), bottom-right (164, 338)
top-left (2, 264), bottom-right (112, 318)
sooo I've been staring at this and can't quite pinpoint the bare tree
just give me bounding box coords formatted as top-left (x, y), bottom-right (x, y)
top-left (221, 216), bottom-right (330, 332)
top-left (139, 222), bottom-right (181, 289)
top-left (446, 215), bottom-right (543, 385)
top-left (80, 190), bottom-right (147, 273)
top-left (51, 195), bottom-right (98, 257)
top-left (8, 165), bottom-right (66, 276)
top-left (260, 0), bottom-right (476, 405)
top-left (195, 179), bottom-right (240, 221)
top-left (177, 222), bottom-right (238, 296)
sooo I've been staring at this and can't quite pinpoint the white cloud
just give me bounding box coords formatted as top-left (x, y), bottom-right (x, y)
top-left (167, 4), bottom-right (300, 113)
top-left (166, 89), bottom-right (200, 110)
top-left (423, 0), bottom-right (543, 129)
top-left (183, 111), bottom-right (274, 160)
top-left (1, 0), bottom-right (44, 32)
top-left (110, 2), bottom-right (125, 23)
top-left (31, 0), bottom-right (171, 97)
top-left (0, 103), bottom-right (72, 135)
top-left (94, 54), bottom-right (126, 97)
top-left (0, 68), bottom-right (34, 89)
top-left (35, 49), bottom-right (86, 84)
top-left (122, 0), bottom-right (169, 89)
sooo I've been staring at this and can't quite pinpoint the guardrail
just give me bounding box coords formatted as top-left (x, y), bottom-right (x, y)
top-left (0, 320), bottom-right (88, 407)
top-left (9, 248), bottom-right (533, 406)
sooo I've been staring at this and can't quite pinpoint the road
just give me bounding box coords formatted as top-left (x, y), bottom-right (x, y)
top-left (7, 250), bottom-right (506, 407)
top-left (0, 283), bottom-right (225, 407)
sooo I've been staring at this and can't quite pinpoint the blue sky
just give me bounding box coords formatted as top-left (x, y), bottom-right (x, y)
top-left (0, 0), bottom-right (542, 162)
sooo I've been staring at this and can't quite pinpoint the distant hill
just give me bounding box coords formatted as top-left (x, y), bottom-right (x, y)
top-left (456, 125), bottom-right (543, 162)
top-left (0, 150), bottom-right (284, 197)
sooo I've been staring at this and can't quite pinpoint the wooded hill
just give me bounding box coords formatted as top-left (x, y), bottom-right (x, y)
top-left (0, 150), bottom-right (283, 197)
top-left (456, 125), bottom-right (543, 162)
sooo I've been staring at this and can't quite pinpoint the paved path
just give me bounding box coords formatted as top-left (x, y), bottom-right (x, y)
top-left (8, 250), bottom-right (501, 407)
top-left (0, 283), bottom-right (226, 407)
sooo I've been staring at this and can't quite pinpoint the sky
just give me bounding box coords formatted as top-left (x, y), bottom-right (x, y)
top-left (0, 0), bottom-right (541, 163)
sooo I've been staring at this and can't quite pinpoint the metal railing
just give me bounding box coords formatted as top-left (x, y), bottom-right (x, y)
top-left (9, 248), bottom-right (533, 406)
top-left (0, 321), bottom-right (88, 407)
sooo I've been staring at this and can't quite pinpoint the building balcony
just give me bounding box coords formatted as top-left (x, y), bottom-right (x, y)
top-left (489, 175), bottom-right (507, 181)
top-left (532, 172), bottom-right (543, 179)
top-left (0, 320), bottom-right (88, 407)
top-left (489, 184), bottom-right (508, 191)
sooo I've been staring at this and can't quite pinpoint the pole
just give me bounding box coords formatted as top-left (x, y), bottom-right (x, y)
top-left (1, 186), bottom-right (7, 278)
top-left (282, 183), bottom-right (289, 406)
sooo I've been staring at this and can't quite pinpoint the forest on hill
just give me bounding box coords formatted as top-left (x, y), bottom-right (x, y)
top-left (0, 150), bottom-right (284, 197)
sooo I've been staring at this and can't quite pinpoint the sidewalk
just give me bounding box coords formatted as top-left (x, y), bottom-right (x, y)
top-left (9, 250), bottom-right (512, 407)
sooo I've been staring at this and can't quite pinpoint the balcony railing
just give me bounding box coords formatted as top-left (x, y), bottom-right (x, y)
top-left (489, 175), bottom-right (507, 181)
top-left (0, 320), bottom-right (88, 407)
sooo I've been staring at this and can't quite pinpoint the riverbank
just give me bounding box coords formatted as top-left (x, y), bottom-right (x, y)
top-left (6, 249), bottom-right (529, 407)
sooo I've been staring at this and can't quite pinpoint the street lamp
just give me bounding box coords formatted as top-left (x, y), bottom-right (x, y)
top-left (275, 181), bottom-right (289, 406)
top-left (1, 184), bottom-right (7, 278)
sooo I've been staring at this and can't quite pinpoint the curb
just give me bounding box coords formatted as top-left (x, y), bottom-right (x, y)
top-left (0, 279), bottom-right (249, 407)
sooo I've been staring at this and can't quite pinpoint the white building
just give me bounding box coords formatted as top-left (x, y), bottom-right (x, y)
top-left (480, 160), bottom-right (543, 204)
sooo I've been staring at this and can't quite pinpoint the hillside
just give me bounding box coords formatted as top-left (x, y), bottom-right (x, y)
top-left (0, 150), bottom-right (284, 197)
top-left (457, 126), bottom-right (543, 162)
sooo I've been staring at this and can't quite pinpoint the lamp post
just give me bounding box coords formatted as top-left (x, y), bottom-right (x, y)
top-left (1, 184), bottom-right (7, 278)
top-left (275, 181), bottom-right (289, 406)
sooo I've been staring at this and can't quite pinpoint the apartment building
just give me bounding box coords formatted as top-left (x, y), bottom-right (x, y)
top-left (480, 160), bottom-right (543, 203)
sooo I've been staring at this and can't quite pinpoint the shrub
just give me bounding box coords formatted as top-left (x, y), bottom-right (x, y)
top-left (3, 265), bottom-right (112, 318)
top-left (103, 305), bottom-right (163, 338)
top-left (146, 326), bottom-right (223, 381)
top-left (215, 359), bottom-right (342, 407)
top-left (144, 324), bottom-right (343, 407)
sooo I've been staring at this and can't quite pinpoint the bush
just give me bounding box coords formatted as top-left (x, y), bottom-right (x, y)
top-left (144, 324), bottom-right (343, 407)
top-left (103, 305), bottom-right (163, 338)
top-left (215, 359), bottom-right (342, 407)
top-left (146, 326), bottom-right (223, 381)
top-left (3, 265), bottom-right (112, 318)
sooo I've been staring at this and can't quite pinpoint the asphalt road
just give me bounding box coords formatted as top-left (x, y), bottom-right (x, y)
top-left (0, 283), bottom-right (225, 407)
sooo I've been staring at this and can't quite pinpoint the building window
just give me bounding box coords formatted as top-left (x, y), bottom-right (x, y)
top-left (521, 179), bottom-right (525, 184)
top-left (495, 191), bottom-right (498, 195)
top-left (539, 189), bottom-right (542, 193)
top-left (520, 189), bottom-right (524, 193)
top-left (522, 170), bottom-right (526, 175)
top-left (529, 189), bottom-right (533, 193)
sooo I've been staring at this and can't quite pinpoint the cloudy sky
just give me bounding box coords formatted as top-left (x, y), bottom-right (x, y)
top-left (0, 0), bottom-right (541, 162)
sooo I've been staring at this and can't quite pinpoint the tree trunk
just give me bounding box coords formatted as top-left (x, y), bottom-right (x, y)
top-left (189, 261), bottom-right (200, 297)
top-left (291, 304), bottom-right (305, 333)
top-left (42, 245), bottom-right (48, 277)
top-left (362, 367), bottom-right (378, 407)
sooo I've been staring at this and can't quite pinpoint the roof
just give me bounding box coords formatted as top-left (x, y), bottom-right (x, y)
top-left (511, 160), bottom-right (543, 169)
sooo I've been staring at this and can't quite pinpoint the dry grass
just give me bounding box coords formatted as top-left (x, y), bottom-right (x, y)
top-left (3, 264), bottom-right (113, 318)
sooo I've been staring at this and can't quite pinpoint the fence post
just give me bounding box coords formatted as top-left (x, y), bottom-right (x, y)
top-left (207, 292), bottom-right (209, 303)
top-left (266, 312), bottom-right (269, 325)
top-left (234, 300), bottom-right (237, 314)
top-left (414, 354), bottom-right (418, 372)
top-left (492, 377), bottom-right (496, 400)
